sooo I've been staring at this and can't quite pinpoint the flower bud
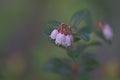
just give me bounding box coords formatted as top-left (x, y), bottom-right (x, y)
top-left (95, 21), bottom-right (113, 40)
top-left (102, 24), bottom-right (113, 40)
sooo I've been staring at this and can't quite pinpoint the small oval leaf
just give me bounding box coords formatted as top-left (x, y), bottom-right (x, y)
top-left (48, 20), bottom-right (61, 27)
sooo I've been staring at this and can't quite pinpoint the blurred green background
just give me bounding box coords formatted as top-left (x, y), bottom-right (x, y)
top-left (0, 0), bottom-right (120, 80)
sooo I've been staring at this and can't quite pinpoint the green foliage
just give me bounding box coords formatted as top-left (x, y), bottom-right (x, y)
top-left (43, 20), bottom-right (62, 36)
top-left (77, 33), bottom-right (90, 41)
top-left (67, 43), bottom-right (86, 60)
top-left (48, 20), bottom-right (62, 27)
top-left (70, 9), bottom-right (92, 30)
top-left (42, 27), bottom-right (54, 36)
top-left (44, 9), bottom-right (112, 80)
top-left (82, 53), bottom-right (100, 71)
top-left (73, 35), bottom-right (81, 42)
top-left (45, 58), bottom-right (71, 76)
top-left (70, 9), bottom-right (91, 26)
top-left (70, 9), bottom-right (93, 41)
top-left (70, 9), bottom-right (86, 29)
top-left (87, 41), bottom-right (101, 46)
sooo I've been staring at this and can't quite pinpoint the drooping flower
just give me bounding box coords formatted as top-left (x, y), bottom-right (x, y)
top-left (95, 21), bottom-right (113, 40)
top-left (102, 24), bottom-right (113, 40)
top-left (55, 33), bottom-right (65, 45)
top-left (49, 29), bottom-right (58, 39)
top-left (65, 35), bottom-right (71, 47)
top-left (49, 23), bottom-right (73, 47)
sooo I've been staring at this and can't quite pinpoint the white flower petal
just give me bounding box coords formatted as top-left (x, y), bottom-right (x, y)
top-left (103, 24), bottom-right (113, 40)
top-left (61, 37), bottom-right (67, 47)
top-left (62, 35), bottom-right (71, 47)
top-left (55, 33), bottom-right (65, 45)
top-left (49, 29), bottom-right (58, 39)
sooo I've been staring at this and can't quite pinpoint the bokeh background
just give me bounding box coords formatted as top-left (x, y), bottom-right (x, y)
top-left (0, 0), bottom-right (120, 80)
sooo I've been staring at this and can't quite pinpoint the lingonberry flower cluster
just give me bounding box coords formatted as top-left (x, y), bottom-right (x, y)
top-left (49, 23), bottom-right (73, 47)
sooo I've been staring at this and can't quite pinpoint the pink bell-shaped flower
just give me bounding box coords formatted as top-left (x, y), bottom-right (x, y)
top-left (49, 23), bottom-right (73, 47)
top-left (49, 29), bottom-right (58, 39)
top-left (55, 33), bottom-right (65, 45)
top-left (65, 35), bottom-right (72, 47)
top-left (95, 21), bottom-right (113, 40)
top-left (102, 24), bottom-right (113, 40)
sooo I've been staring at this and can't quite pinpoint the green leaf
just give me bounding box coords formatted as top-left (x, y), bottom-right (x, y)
top-left (95, 30), bottom-right (104, 39)
top-left (75, 26), bottom-right (93, 41)
top-left (78, 33), bottom-right (90, 41)
top-left (70, 9), bottom-right (93, 29)
top-left (42, 27), bottom-right (54, 36)
top-left (70, 9), bottom-right (87, 26)
top-left (48, 20), bottom-right (61, 27)
top-left (67, 44), bottom-right (86, 60)
top-left (71, 25), bottom-right (78, 31)
top-left (84, 10), bottom-right (92, 25)
top-left (85, 59), bottom-right (99, 71)
top-left (82, 53), bottom-right (100, 71)
top-left (75, 33), bottom-right (90, 41)
top-left (76, 43), bottom-right (87, 52)
top-left (78, 25), bottom-right (93, 34)
top-left (45, 58), bottom-right (71, 76)
top-left (67, 50), bottom-right (80, 61)
top-left (73, 36), bottom-right (81, 42)
top-left (42, 20), bottom-right (61, 36)
top-left (88, 41), bottom-right (101, 46)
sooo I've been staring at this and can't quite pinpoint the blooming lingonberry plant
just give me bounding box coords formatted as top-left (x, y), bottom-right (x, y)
top-left (43, 9), bottom-right (113, 80)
